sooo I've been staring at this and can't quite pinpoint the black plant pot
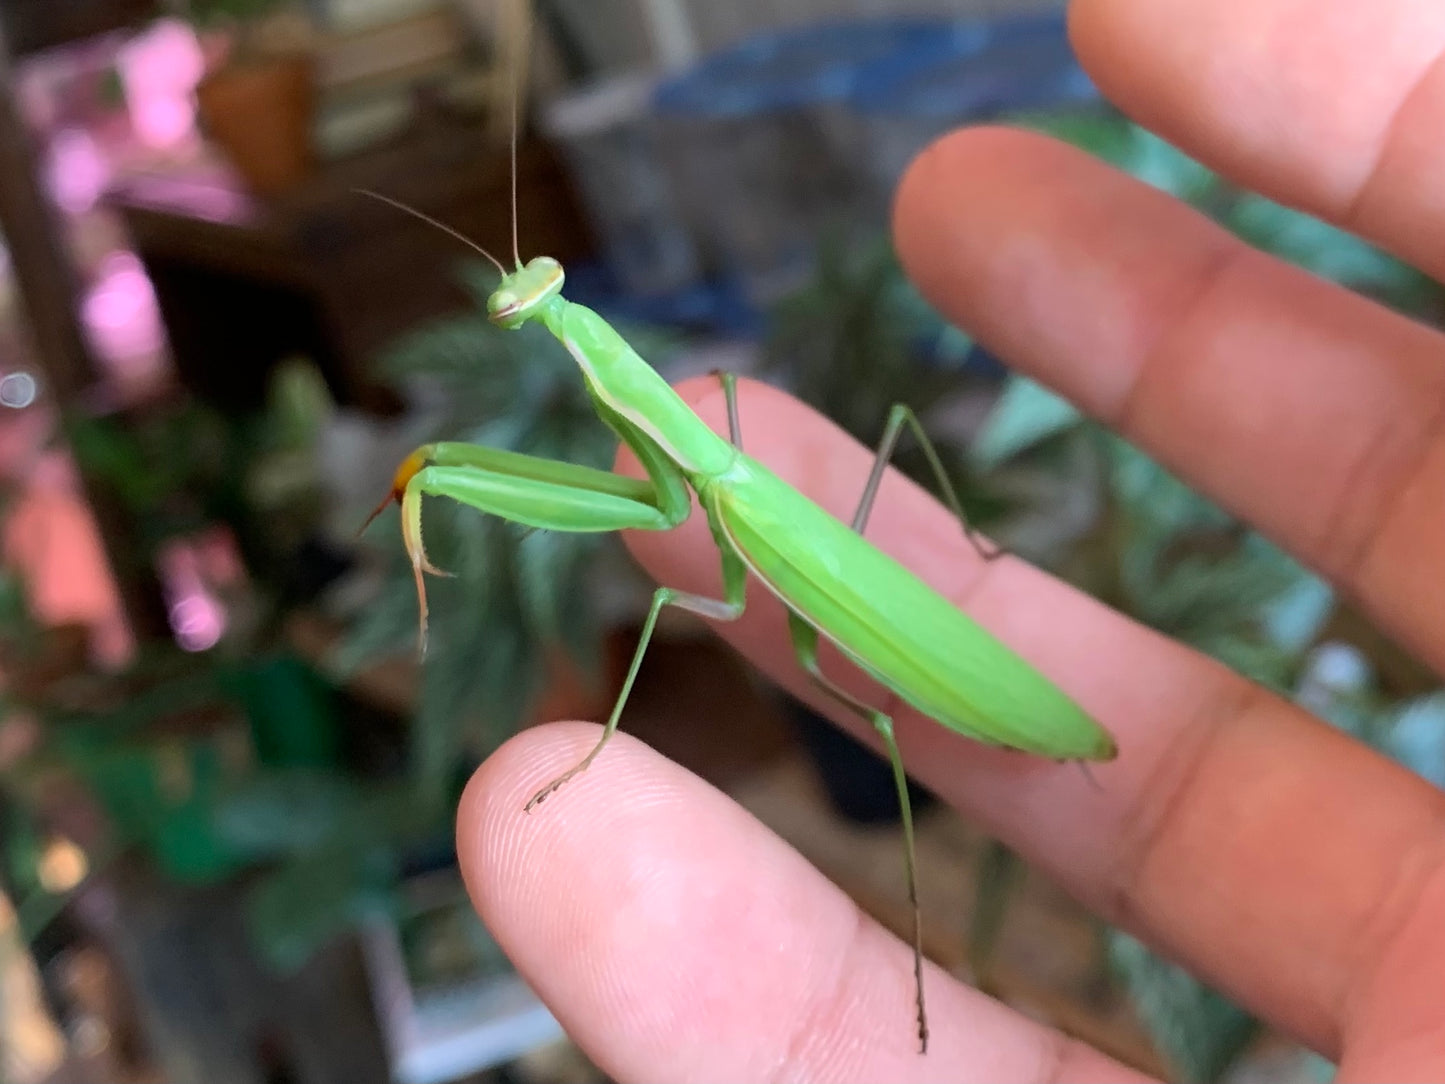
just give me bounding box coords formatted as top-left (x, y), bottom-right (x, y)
top-left (784, 695), bottom-right (936, 825)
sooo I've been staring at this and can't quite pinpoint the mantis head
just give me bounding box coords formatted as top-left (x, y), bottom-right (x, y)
top-left (488, 256), bottom-right (565, 329)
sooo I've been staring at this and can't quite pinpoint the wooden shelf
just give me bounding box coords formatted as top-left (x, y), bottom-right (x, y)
top-left (107, 124), bottom-right (594, 415)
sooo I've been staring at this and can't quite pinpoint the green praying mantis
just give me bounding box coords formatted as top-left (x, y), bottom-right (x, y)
top-left (359, 173), bottom-right (1117, 1054)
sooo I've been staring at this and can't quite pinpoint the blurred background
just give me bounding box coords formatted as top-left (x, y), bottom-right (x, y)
top-left (0, 1), bottom-right (1442, 1082)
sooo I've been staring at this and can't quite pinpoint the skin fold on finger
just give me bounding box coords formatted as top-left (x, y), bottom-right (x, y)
top-left (619, 376), bottom-right (1445, 1061)
top-left (894, 126), bottom-right (1445, 683)
top-left (457, 723), bottom-right (1148, 1083)
top-left (1069, 0), bottom-right (1445, 283)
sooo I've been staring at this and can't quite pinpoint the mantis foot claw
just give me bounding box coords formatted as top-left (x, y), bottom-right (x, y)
top-left (524, 759), bottom-right (594, 812)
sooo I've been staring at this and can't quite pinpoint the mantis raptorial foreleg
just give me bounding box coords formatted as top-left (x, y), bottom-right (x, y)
top-left (525, 544), bottom-right (750, 811)
top-left (785, 610), bottom-right (928, 1053)
top-left (368, 441), bottom-right (687, 652)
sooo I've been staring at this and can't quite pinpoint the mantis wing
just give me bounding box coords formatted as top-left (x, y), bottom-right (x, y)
top-left (709, 458), bottom-right (1116, 761)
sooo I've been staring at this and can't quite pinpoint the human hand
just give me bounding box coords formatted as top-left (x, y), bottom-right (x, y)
top-left (458, 0), bottom-right (1445, 1079)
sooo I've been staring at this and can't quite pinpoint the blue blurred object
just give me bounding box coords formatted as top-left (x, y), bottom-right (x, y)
top-left (850, 11), bottom-right (1101, 213)
top-left (854, 17), bottom-right (1096, 119)
top-left (542, 73), bottom-right (704, 300)
top-left (645, 13), bottom-right (1102, 312)
top-left (653, 18), bottom-right (981, 117)
top-left (652, 18), bottom-right (982, 307)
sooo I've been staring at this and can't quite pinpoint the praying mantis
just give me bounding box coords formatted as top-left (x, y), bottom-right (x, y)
top-left (359, 156), bottom-right (1117, 1057)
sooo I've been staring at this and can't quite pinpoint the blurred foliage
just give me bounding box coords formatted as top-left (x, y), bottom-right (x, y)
top-left (762, 233), bottom-right (973, 443)
top-left (66, 358), bottom-right (332, 615)
top-left (0, 358), bottom-right (443, 973)
top-left (0, 610), bottom-right (445, 970)
top-left (1108, 933), bottom-right (1261, 1083)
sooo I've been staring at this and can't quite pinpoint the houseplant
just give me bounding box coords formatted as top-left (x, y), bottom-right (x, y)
top-left (181, 0), bottom-right (317, 195)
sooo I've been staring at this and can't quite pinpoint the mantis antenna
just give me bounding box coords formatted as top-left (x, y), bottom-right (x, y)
top-left (509, 53), bottom-right (521, 271)
top-left (353, 188), bottom-right (508, 277)
top-left (357, 7), bottom-right (528, 275)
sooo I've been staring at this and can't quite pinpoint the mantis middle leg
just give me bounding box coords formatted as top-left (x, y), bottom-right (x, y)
top-left (855, 403), bottom-right (1004, 561)
top-left (525, 542), bottom-right (750, 810)
top-left (366, 440), bottom-right (692, 651)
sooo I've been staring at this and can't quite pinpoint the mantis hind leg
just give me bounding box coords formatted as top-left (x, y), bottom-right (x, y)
top-left (525, 545), bottom-right (750, 812)
top-left (784, 611), bottom-right (929, 1055)
top-left (855, 403), bottom-right (1005, 563)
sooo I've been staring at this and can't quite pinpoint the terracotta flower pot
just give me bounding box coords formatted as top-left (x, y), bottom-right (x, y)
top-left (195, 52), bottom-right (316, 197)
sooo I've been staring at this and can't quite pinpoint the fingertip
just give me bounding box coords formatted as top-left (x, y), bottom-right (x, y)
top-left (455, 721), bottom-right (601, 921)
top-left (450, 718), bottom-right (852, 1079)
top-left (893, 126), bottom-right (1085, 313)
top-left (456, 720), bottom-right (594, 842)
top-left (1065, 0), bottom-right (1123, 102)
top-left (894, 126), bottom-right (1034, 227)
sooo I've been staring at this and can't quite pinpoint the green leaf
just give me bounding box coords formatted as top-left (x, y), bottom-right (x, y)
top-left (207, 769), bottom-right (366, 859)
top-left (1028, 113), bottom-right (1219, 203)
top-left (224, 653), bottom-right (342, 768)
top-left (1226, 195), bottom-right (1433, 311)
top-left (1108, 931), bottom-right (1259, 1084)
top-left (246, 843), bottom-right (398, 974)
top-left (1382, 692), bottom-right (1445, 788)
top-left (971, 377), bottom-right (1083, 470)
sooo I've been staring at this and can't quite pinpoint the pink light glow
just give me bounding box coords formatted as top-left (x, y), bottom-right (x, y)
top-left (3, 450), bottom-right (135, 669)
top-left (116, 19), bottom-right (205, 150)
top-left (81, 250), bottom-right (166, 370)
top-left (169, 594), bottom-right (225, 652)
top-left (159, 538), bottom-right (227, 653)
top-left (45, 127), bottom-right (110, 215)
